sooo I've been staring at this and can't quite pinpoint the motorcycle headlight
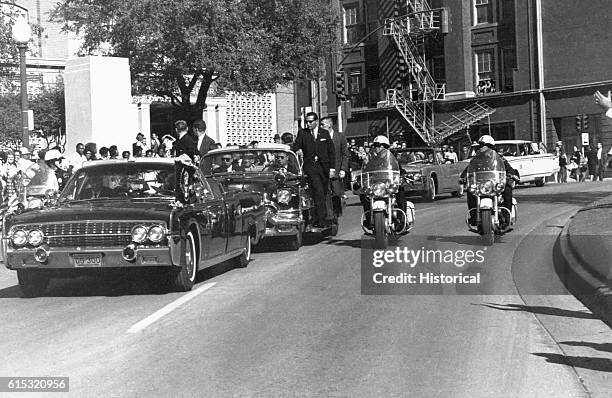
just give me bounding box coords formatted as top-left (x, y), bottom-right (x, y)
top-left (277, 189), bottom-right (292, 205)
top-left (131, 225), bottom-right (148, 243)
top-left (495, 182), bottom-right (505, 192)
top-left (372, 182), bottom-right (387, 196)
top-left (469, 184), bottom-right (478, 193)
top-left (27, 197), bottom-right (43, 209)
top-left (388, 183), bottom-right (399, 193)
top-left (479, 181), bottom-right (494, 195)
top-left (28, 229), bottom-right (44, 246)
top-left (148, 225), bottom-right (165, 243)
top-left (12, 229), bottom-right (28, 247)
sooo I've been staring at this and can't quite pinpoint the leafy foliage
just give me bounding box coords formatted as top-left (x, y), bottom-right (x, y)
top-left (52, 0), bottom-right (338, 120)
top-left (0, 94), bottom-right (20, 143)
top-left (30, 81), bottom-right (66, 147)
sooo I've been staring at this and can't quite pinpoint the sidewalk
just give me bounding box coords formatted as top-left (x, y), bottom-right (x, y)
top-left (559, 194), bottom-right (612, 326)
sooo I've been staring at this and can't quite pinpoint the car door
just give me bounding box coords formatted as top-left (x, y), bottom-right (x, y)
top-left (197, 174), bottom-right (227, 259)
top-left (434, 150), bottom-right (452, 193)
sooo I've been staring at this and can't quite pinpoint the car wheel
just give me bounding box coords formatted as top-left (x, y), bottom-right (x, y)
top-left (422, 177), bottom-right (436, 202)
top-left (236, 233), bottom-right (252, 268)
top-left (535, 177), bottom-right (545, 187)
top-left (17, 270), bottom-right (50, 298)
top-left (288, 228), bottom-right (303, 251)
top-left (171, 230), bottom-right (197, 292)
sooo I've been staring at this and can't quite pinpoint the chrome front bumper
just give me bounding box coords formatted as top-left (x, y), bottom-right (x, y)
top-left (4, 246), bottom-right (174, 270)
top-left (264, 210), bottom-right (303, 237)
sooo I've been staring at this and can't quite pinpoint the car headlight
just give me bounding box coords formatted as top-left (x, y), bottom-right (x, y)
top-left (148, 225), bottom-right (165, 243)
top-left (28, 229), bottom-right (44, 246)
top-left (12, 229), bottom-right (28, 247)
top-left (372, 182), bottom-right (387, 196)
top-left (277, 189), bottom-right (292, 205)
top-left (412, 173), bottom-right (422, 181)
top-left (131, 225), bottom-right (148, 243)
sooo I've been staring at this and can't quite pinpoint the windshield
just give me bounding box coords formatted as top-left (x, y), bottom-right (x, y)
top-left (465, 148), bottom-right (506, 184)
top-left (58, 162), bottom-right (176, 202)
top-left (394, 149), bottom-right (436, 165)
top-left (202, 149), bottom-right (300, 175)
top-left (361, 148), bottom-right (400, 187)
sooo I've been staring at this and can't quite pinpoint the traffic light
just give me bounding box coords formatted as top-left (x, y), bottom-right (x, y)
top-left (335, 70), bottom-right (346, 100)
top-left (583, 114), bottom-right (589, 130)
top-left (576, 115), bottom-right (582, 131)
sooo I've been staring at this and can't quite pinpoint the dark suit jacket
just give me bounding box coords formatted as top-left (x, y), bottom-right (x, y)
top-left (173, 133), bottom-right (197, 160)
top-left (330, 130), bottom-right (349, 196)
top-left (198, 135), bottom-right (216, 158)
top-left (292, 127), bottom-right (336, 176)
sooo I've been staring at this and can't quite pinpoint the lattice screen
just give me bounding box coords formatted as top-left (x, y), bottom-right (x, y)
top-left (226, 92), bottom-right (277, 145)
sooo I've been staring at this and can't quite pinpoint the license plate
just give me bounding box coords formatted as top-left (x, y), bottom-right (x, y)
top-left (372, 200), bottom-right (386, 210)
top-left (73, 254), bottom-right (102, 267)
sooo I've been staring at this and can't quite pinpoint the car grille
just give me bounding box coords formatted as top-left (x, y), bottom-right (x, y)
top-left (15, 221), bottom-right (162, 248)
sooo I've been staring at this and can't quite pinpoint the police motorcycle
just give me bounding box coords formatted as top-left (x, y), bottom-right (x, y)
top-left (352, 136), bottom-right (415, 249)
top-left (461, 141), bottom-right (518, 246)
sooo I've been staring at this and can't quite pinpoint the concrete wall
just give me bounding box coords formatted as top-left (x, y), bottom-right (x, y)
top-left (65, 56), bottom-right (137, 154)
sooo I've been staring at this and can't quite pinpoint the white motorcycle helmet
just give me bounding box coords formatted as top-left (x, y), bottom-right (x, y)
top-left (477, 135), bottom-right (495, 148)
top-left (373, 135), bottom-right (390, 149)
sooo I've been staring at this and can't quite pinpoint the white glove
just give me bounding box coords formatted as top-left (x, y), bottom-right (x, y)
top-left (339, 170), bottom-right (346, 179)
top-left (329, 169), bottom-right (336, 179)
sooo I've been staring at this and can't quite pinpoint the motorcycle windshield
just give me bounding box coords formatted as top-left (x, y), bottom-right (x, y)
top-left (465, 149), bottom-right (506, 185)
top-left (23, 163), bottom-right (59, 196)
top-left (361, 148), bottom-right (400, 187)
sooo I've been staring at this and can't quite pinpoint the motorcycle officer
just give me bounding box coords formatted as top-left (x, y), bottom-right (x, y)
top-left (359, 135), bottom-right (406, 227)
top-left (460, 135), bottom-right (519, 227)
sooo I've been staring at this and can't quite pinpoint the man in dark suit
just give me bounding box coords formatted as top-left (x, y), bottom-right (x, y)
top-left (293, 112), bottom-right (336, 227)
top-left (172, 120), bottom-right (197, 161)
top-left (193, 119), bottom-right (215, 169)
top-left (320, 116), bottom-right (349, 219)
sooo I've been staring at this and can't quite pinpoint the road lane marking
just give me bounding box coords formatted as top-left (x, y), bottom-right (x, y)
top-left (127, 282), bottom-right (216, 334)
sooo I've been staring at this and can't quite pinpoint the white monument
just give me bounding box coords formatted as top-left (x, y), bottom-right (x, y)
top-left (64, 56), bottom-right (138, 154)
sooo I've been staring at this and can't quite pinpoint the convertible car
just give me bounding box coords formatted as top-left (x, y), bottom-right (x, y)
top-left (202, 144), bottom-right (336, 251)
top-left (393, 147), bottom-right (466, 201)
top-left (2, 158), bottom-right (265, 296)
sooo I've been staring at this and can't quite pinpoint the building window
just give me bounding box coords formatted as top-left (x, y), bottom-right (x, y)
top-left (474, 0), bottom-right (493, 25)
top-left (349, 70), bottom-right (361, 95)
top-left (342, 4), bottom-right (364, 44)
top-left (475, 50), bottom-right (496, 94)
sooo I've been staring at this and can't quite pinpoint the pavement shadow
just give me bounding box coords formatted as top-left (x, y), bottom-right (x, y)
top-left (0, 260), bottom-right (241, 298)
top-left (478, 302), bottom-right (596, 319)
top-left (559, 341), bottom-right (612, 353)
top-left (514, 190), bottom-right (611, 206)
top-left (427, 234), bottom-right (487, 246)
top-left (531, 352), bottom-right (612, 372)
top-left (325, 238), bottom-right (362, 249)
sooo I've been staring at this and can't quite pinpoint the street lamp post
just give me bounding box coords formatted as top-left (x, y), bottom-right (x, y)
top-left (11, 14), bottom-right (31, 148)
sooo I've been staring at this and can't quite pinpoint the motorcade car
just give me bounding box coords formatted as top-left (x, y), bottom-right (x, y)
top-left (202, 144), bottom-right (335, 251)
top-left (1, 158), bottom-right (265, 296)
top-left (494, 140), bottom-right (558, 186)
top-left (393, 147), bottom-right (466, 201)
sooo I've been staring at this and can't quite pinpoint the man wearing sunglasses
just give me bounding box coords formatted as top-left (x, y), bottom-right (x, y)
top-left (293, 112), bottom-right (336, 228)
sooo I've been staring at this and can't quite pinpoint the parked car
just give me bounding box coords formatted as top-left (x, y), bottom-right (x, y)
top-left (2, 158), bottom-right (265, 296)
top-left (392, 147), bottom-right (466, 201)
top-left (494, 140), bottom-right (558, 186)
top-left (202, 144), bottom-right (335, 251)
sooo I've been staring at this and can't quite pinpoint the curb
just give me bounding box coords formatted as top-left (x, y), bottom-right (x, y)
top-left (558, 222), bottom-right (612, 327)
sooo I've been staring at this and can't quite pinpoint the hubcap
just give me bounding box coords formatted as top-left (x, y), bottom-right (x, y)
top-left (186, 236), bottom-right (195, 281)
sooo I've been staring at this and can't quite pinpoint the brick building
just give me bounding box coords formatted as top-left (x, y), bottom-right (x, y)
top-left (327, 0), bottom-right (612, 151)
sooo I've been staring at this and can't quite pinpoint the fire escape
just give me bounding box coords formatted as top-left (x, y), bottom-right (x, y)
top-left (382, 0), bottom-right (495, 145)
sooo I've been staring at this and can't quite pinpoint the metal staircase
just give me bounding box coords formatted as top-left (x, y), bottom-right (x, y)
top-left (383, 0), bottom-right (496, 146)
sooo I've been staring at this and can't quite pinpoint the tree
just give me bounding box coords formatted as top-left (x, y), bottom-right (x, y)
top-left (51, 0), bottom-right (338, 121)
top-left (0, 93), bottom-right (20, 143)
top-left (30, 81), bottom-right (66, 149)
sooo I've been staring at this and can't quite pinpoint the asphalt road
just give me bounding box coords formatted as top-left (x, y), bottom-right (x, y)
top-left (0, 181), bottom-right (611, 397)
